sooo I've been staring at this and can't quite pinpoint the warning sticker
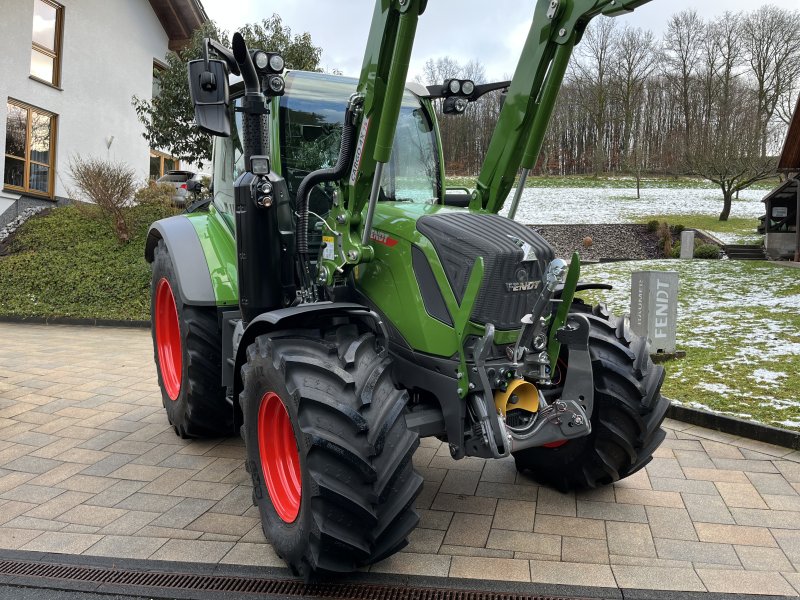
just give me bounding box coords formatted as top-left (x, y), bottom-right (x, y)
top-left (322, 236), bottom-right (335, 260)
top-left (349, 117), bottom-right (370, 185)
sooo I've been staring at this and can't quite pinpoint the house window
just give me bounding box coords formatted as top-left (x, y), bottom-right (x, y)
top-left (149, 150), bottom-right (179, 180)
top-left (4, 100), bottom-right (57, 197)
top-left (30, 0), bottom-right (64, 87)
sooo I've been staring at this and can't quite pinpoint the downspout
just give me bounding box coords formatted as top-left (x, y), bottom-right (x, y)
top-left (795, 174), bottom-right (799, 263)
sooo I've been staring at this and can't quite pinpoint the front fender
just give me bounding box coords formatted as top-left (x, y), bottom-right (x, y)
top-left (145, 216), bottom-right (216, 306)
top-left (230, 302), bottom-right (387, 427)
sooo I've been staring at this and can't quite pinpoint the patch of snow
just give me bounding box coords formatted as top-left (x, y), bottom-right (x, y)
top-left (751, 369), bottom-right (788, 385)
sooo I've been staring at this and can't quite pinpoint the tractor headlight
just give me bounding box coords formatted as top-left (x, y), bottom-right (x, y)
top-left (269, 54), bottom-right (285, 72)
top-left (461, 80), bottom-right (475, 96)
top-left (268, 75), bottom-right (285, 94)
top-left (454, 97), bottom-right (468, 112)
top-left (253, 51), bottom-right (269, 70)
top-left (448, 79), bottom-right (461, 95)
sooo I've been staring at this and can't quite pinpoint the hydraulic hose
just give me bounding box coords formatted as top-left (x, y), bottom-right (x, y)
top-left (296, 108), bottom-right (357, 255)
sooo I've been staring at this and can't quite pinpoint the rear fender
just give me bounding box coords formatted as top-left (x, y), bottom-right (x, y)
top-left (231, 302), bottom-right (387, 427)
top-left (144, 216), bottom-right (216, 306)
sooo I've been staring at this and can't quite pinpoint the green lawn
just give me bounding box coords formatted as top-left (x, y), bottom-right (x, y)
top-left (580, 259), bottom-right (800, 430)
top-left (0, 203), bottom-right (176, 321)
top-left (640, 214), bottom-right (762, 245)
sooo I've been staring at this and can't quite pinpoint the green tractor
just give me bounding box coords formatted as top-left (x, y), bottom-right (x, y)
top-left (146, 0), bottom-right (667, 578)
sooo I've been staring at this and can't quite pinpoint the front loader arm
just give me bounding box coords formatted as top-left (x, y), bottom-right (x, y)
top-left (320, 0), bottom-right (427, 277)
top-left (474, 0), bottom-right (652, 214)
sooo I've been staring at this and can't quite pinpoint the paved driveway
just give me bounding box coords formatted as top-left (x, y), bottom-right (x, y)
top-left (2, 323), bottom-right (800, 596)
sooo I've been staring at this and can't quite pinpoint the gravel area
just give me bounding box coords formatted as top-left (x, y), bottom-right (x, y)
top-left (530, 223), bottom-right (661, 261)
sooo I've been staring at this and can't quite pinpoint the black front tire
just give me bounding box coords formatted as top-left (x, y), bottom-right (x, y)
top-left (150, 240), bottom-right (232, 438)
top-left (514, 301), bottom-right (669, 491)
top-left (240, 325), bottom-right (423, 578)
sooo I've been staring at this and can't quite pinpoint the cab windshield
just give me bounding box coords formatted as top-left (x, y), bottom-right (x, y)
top-left (279, 71), bottom-right (440, 205)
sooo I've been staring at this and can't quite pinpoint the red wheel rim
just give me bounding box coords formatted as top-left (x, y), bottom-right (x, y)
top-left (543, 440), bottom-right (568, 448)
top-left (155, 278), bottom-right (182, 401)
top-left (258, 392), bottom-right (302, 523)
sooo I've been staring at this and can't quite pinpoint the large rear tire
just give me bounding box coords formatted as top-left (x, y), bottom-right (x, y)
top-left (240, 325), bottom-right (422, 578)
top-left (514, 300), bottom-right (669, 491)
top-left (150, 240), bottom-right (231, 438)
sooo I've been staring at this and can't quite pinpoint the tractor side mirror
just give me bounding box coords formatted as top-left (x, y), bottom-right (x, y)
top-left (188, 59), bottom-right (231, 137)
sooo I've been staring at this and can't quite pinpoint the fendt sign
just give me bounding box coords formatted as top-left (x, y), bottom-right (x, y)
top-left (630, 271), bottom-right (679, 354)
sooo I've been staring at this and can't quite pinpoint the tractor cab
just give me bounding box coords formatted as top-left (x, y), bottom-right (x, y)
top-left (210, 71), bottom-right (442, 231)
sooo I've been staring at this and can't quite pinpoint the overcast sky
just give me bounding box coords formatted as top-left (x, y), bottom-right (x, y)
top-left (201, 0), bottom-right (800, 80)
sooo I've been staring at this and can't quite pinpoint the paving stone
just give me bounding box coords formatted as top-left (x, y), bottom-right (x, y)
top-left (730, 507), bottom-right (800, 529)
top-left (438, 545), bottom-right (513, 558)
top-left (20, 531), bottom-right (102, 554)
top-left (84, 535), bottom-right (167, 559)
top-left (5, 516), bottom-right (67, 531)
top-left (170, 480), bottom-right (234, 501)
top-left (715, 482), bottom-right (768, 509)
top-left (192, 458), bottom-right (242, 483)
top-left (416, 467), bottom-right (448, 484)
top-left (449, 556), bottom-right (530, 582)
top-left (439, 469), bottom-right (481, 496)
top-left (745, 472), bottom-right (799, 496)
top-left (536, 487), bottom-right (575, 517)
top-left (412, 446), bottom-right (436, 469)
top-left (682, 493), bottom-right (735, 524)
top-left (372, 552), bottom-right (451, 577)
top-left (486, 530), bottom-right (561, 556)
top-left (98, 510), bottom-right (159, 535)
top-left (0, 483), bottom-right (63, 503)
top-left (527, 560), bottom-right (615, 589)
top-left (0, 500), bottom-right (36, 524)
top-left (107, 463), bottom-right (169, 482)
top-left (612, 565), bottom-right (706, 591)
top-left (417, 509), bottom-right (453, 531)
top-left (406, 527), bottom-right (445, 554)
top-left (645, 458), bottom-right (684, 479)
top-left (114, 492), bottom-right (183, 513)
top-left (0, 528), bottom-right (44, 549)
top-left (210, 486), bottom-right (254, 516)
top-left (696, 568), bottom-right (795, 596)
top-left (21, 491), bottom-right (94, 520)
top-left (761, 494), bottom-right (800, 512)
top-left (187, 512), bottom-right (259, 537)
top-left (655, 538), bottom-right (740, 566)
top-left (219, 542), bottom-right (284, 567)
top-left (150, 538), bottom-right (234, 563)
top-left (443, 513), bottom-right (493, 547)
top-left (577, 501), bottom-right (648, 523)
top-left (479, 458), bottom-right (517, 483)
top-left (774, 461), bottom-right (800, 483)
top-left (80, 454), bottom-right (137, 477)
top-left (700, 440), bottom-right (745, 460)
top-left (84, 480), bottom-right (146, 508)
top-left (606, 521), bottom-right (656, 558)
top-left (711, 458), bottom-right (779, 474)
top-left (491, 499), bottom-right (535, 532)
top-left (682, 467), bottom-right (748, 483)
top-left (615, 488), bottom-right (684, 508)
top-left (560, 536), bottom-right (609, 564)
top-left (612, 468), bottom-right (651, 490)
top-left (646, 506), bottom-right (698, 541)
top-left (431, 492), bottom-right (497, 516)
top-left (576, 486), bottom-right (615, 503)
top-left (3, 455), bottom-right (64, 474)
top-left (158, 453), bottom-right (216, 470)
top-left (534, 514), bottom-right (605, 540)
top-left (135, 526), bottom-right (203, 540)
top-left (429, 456), bottom-right (485, 472)
top-left (57, 474), bottom-right (117, 494)
top-left (734, 545), bottom-right (793, 571)
top-left (772, 529), bottom-right (800, 568)
top-left (695, 523), bottom-right (777, 547)
top-left (651, 477), bottom-right (719, 495)
top-left (674, 450), bottom-right (716, 469)
top-left (151, 498), bottom-right (216, 529)
top-left (57, 505), bottom-right (127, 527)
top-left (475, 481), bottom-right (537, 502)
top-left (139, 469), bottom-right (195, 495)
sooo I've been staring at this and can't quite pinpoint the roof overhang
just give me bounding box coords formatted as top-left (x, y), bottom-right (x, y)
top-left (778, 94), bottom-right (800, 173)
top-left (149, 0), bottom-right (208, 51)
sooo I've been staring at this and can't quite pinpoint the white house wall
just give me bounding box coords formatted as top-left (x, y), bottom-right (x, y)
top-left (0, 0), bottom-right (170, 202)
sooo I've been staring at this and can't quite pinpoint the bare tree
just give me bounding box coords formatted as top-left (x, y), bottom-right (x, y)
top-left (572, 19), bottom-right (619, 175)
top-left (662, 10), bottom-right (705, 146)
top-left (614, 26), bottom-right (657, 196)
top-left (741, 5), bottom-right (800, 155)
